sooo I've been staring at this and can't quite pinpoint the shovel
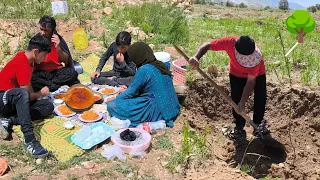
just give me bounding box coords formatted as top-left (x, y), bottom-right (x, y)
top-left (173, 45), bottom-right (284, 150)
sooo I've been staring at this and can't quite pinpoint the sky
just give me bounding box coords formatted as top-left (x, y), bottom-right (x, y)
top-left (289, 0), bottom-right (319, 7)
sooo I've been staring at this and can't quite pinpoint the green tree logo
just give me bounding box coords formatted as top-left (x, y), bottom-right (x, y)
top-left (286, 10), bottom-right (316, 43)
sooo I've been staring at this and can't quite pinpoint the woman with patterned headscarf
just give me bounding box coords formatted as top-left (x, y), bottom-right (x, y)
top-left (107, 42), bottom-right (180, 128)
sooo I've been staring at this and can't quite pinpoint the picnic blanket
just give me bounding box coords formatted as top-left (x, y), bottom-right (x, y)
top-left (78, 54), bottom-right (112, 82)
top-left (12, 116), bottom-right (85, 162)
top-left (12, 55), bottom-right (115, 162)
top-left (51, 83), bottom-right (115, 127)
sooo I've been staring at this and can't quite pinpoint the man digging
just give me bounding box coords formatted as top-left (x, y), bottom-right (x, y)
top-left (189, 36), bottom-right (270, 142)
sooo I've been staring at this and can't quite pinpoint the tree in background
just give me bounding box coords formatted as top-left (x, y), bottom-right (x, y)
top-left (286, 10), bottom-right (316, 43)
top-left (264, 6), bottom-right (271, 10)
top-left (308, 4), bottom-right (319, 13)
top-left (279, 0), bottom-right (289, 10)
top-left (311, 6), bottom-right (317, 13)
top-left (239, 3), bottom-right (247, 8)
top-left (226, 1), bottom-right (234, 7)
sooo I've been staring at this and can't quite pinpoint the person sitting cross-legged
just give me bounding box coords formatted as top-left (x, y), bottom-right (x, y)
top-left (107, 42), bottom-right (180, 128)
top-left (31, 15), bottom-right (79, 92)
top-left (91, 31), bottom-right (136, 88)
top-left (0, 34), bottom-right (54, 158)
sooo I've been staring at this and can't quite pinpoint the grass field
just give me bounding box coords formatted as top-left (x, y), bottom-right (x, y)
top-left (187, 6), bottom-right (320, 86)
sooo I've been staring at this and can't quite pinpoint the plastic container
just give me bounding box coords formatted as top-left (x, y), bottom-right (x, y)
top-left (73, 125), bottom-right (91, 142)
top-left (136, 120), bottom-right (166, 133)
top-left (51, 0), bottom-right (68, 16)
top-left (64, 121), bottom-right (75, 130)
top-left (172, 59), bottom-right (187, 85)
top-left (71, 122), bottom-right (115, 150)
top-left (154, 52), bottom-right (170, 70)
top-left (73, 28), bottom-right (88, 50)
top-left (111, 128), bottom-right (151, 153)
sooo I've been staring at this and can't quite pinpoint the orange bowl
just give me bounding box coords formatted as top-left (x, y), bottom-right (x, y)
top-left (64, 84), bottom-right (95, 112)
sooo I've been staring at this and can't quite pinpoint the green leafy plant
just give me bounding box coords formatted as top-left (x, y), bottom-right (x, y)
top-left (166, 121), bottom-right (210, 173)
top-left (2, 39), bottom-right (10, 56)
top-left (154, 132), bottom-right (174, 150)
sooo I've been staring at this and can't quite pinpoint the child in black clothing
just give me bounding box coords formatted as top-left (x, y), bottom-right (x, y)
top-left (91, 31), bottom-right (136, 87)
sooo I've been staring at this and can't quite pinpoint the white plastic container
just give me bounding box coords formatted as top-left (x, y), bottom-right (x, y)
top-left (154, 52), bottom-right (171, 70)
top-left (51, 0), bottom-right (68, 16)
top-left (73, 125), bottom-right (92, 142)
top-left (64, 121), bottom-right (75, 130)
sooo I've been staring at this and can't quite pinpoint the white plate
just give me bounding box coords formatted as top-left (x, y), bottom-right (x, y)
top-left (105, 95), bottom-right (117, 103)
top-left (54, 105), bottom-right (76, 118)
top-left (99, 87), bottom-right (118, 95)
top-left (79, 111), bottom-right (103, 123)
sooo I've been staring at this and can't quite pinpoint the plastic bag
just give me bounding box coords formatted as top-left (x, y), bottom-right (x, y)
top-left (101, 144), bottom-right (126, 162)
top-left (110, 117), bottom-right (131, 129)
top-left (129, 150), bottom-right (146, 158)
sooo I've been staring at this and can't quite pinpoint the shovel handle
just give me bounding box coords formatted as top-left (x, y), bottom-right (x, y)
top-left (173, 45), bottom-right (251, 123)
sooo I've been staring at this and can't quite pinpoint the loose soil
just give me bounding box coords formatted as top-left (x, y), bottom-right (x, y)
top-left (184, 77), bottom-right (320, 180)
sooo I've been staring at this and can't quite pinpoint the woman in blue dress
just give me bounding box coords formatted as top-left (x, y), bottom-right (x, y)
top-left (107, 42), bottom-right (180, 127)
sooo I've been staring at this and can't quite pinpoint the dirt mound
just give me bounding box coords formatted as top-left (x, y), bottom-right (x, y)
top-left (186, 80), bottom-right (320, 122)
top-left (266, 83), bottom-right (320, 118)
top-left (184, 79), bottom-right (320, 179)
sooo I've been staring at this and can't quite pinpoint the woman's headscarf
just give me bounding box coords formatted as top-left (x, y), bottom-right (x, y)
top-left (127, 42), bottom-right (171, 76)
